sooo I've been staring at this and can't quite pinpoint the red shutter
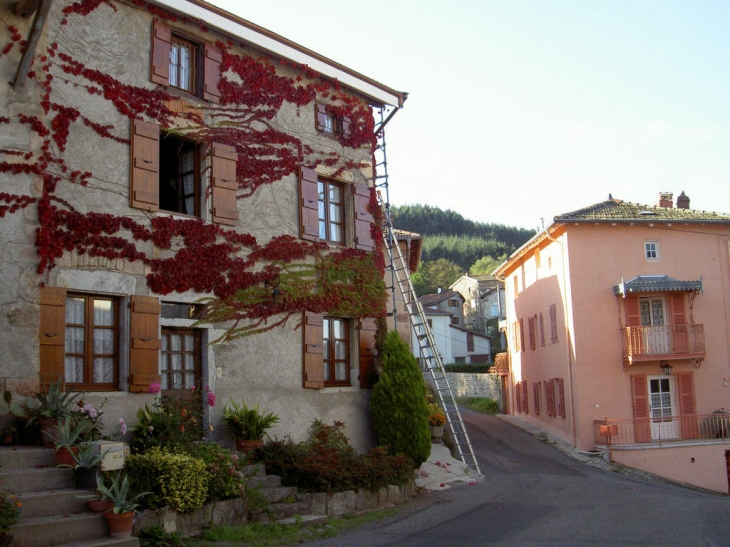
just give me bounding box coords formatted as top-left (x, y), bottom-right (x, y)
top-left (358, 318), bottom-right (378, 388)
top-left (39, 286), bottom-right (66, 388)
top-left (129, 296), bottom-right (161, 393)
top-left (150, 20), bottom-right (171, 85)
top-left (522, 380), bottom-right (529, 414)
top-left (676, 371), bottom-right (698, 439)
top-left (129, 119), bottom-right (160, 211)
top-left (670, 294), bottom-right (689, 353)
top-left (299, 166), bottom-right (319, 241)
top-left (353, 183), bottom-right (374, 251)
top-left (631, 374), bottom-right (651, 442)
top-left (315, 103), bottom-right (328, 132)
top-left (625, 296), bottom-right (641, 327)
top-left (528, 316), bottom-right (535, 350)
top-left (303, 311), bottom-right (324, 388)
top-left (533, 382), bottom-right (540, 415)
top-left (546, 379), bottom-right (555, 417)
top-left (519, 318), bottom-right (525, 352)
top-left (210, 143), bottom-right (239, 225)
top-left (203, 42), bottom-right (222, 103)
top-left (515, 381), bottom-right (522, 413)
top-left (556, 377), bottom-right (565, 418)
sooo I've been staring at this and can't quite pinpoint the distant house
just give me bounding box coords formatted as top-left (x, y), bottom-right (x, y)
top-left (494, 191), bottom-right (730, 493)
top-left (418, 291), bottom-right (465, 326)
top-left (450, 274), bottom-right (506, 350)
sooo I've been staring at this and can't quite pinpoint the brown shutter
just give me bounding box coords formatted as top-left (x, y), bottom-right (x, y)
top-left (625, 296), bottom-right (641, 327)
top-left (315, 103), bottom-right (328, 132)
top-left (533, 382), bottom-right (540, 415)
top-left (130, 119), bottom-right (160, 211)
top-left (467, 332), bottom-right (474, 352)
top-left (519, 318), bottom-right (525, 352)
top-left (676, 371), bottom-right (698, 439)
top-left (129, 296), bottom-right (161, 393)
top-left (203, 42), bottom-right (222, 103)
top-left (303, 311), bottom-right (324, 388)
top-left (341, 116), bottom-right (351, 138)
top-left (210, 143), bottom-right (239, 225)
top-left (39, 286), bottom-right (66, 388)
top-left (150, 20), bottom-right (171, 85)
top-left (670, 294), bottom-right (689, 353)
top-left (556, 377), bottom-right (565, 418)
top-left (515, 381), bottom-right (522, 413)
top-left (631, 374), bottom-right (651, 442)
top-left (528, 316), bottom-right (535, 350)
top-left (522, 380), bottom-right (529, 414)
top-left (358, 318), bottom-right (378, 388)
top-left (299, 166), bottom-right (319, 241)
top-left (353, 183), bottom-right (374, 251)
top-left (546, 379), bottom-right (555, 417)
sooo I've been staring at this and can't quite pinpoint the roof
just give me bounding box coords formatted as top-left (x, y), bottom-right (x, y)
top-left (613, 275), bottom-right (703, 296)
top-left (418, 290), bottom-right (462, 308)
top-left (393, 229), bottom-right (424, 274)
top-left (151, 0), bottom-right (407, 107)
top-left (556, 199), bottom-right (730, 224)
top-left (449, 324), bottom-right (492, 339)
top-left (421, 307), bottom-right (452, 317)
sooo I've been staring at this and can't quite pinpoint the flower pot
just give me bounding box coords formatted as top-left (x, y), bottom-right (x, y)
top-left (37, 416), bottom-right (59, 448)
top-left (74, 466), bottom-right (99, 489)
top-left (104, 510), bottom-right (135, 539)
top-left (88, 498), bottom-right (114, 512)
top-left (235, 439), bottom-right (264, 453)
top-left (429, 425), bottom-right (444, 441)
top-left (55, 445), bottom-right (79, 467)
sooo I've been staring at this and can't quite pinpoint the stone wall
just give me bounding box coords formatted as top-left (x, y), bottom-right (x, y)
top-left (425, 372), bottom-right (502, 410)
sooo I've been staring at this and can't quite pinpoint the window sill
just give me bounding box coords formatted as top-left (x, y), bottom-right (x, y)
top-left (319, 386), bottom-right (359, 394)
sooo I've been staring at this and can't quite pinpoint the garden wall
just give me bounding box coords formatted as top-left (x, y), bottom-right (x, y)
top-left (425, 372), bottom-right (502, 409)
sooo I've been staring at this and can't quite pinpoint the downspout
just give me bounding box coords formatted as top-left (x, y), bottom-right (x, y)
top-left (544, 225), bottom-right (578, 448)
top-left (12, 0), bottom-right (52, 89)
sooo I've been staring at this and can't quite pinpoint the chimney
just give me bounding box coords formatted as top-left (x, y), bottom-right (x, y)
top-left (676, 191), bottom-right (690, 209)
top-left (657, 192), bottom-right (673, 208)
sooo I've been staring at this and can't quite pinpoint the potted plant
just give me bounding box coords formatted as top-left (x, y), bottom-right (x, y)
top-left (428, 403), bottom-right (446, 441)
top-left (223, 399), bottom-right (279, 452)
top-left (96, 472), bottom-right (148, 539)
top-left (28, 378), bottom-right (84, 448)
top-left (47, 416), bottom-right (91, 466)
top-left (0, 482), bottom-right (21, 547)
top-left (65, 443), bottom-right (107, 489)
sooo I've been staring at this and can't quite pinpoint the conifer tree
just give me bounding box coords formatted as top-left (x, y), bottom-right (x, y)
top-left (370, 330), bottom-right (431, 468)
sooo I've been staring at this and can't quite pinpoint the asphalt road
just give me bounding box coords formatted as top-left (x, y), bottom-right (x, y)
top-left (307, 409), bottom-right (730, 546)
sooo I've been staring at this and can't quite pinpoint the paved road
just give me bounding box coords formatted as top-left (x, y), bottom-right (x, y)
top-left (307, 409), bottom-right (730, 546)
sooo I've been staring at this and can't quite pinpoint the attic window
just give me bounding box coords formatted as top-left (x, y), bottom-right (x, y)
top-left (639, 210), bottom-right (657, 216)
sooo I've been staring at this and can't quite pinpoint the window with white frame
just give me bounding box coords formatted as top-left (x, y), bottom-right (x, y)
top-left (644, 241), bottom-right (660, 261)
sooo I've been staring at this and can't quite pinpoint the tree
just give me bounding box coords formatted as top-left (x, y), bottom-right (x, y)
top-left (370, 331), bottom-right (431, 468)
top-left (470, 254), bottom-right (507, 276)
top-left (411, 258), bottom-right (463, 297)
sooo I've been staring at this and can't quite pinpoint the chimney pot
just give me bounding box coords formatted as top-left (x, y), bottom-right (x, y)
top-left (676, 191), bottom-right (690, 209)
top-left (658, 191), bottom-right (673, 208)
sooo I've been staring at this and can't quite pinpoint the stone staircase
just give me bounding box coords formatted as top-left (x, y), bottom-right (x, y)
top-left (0, 446), bottom-right (138, 547)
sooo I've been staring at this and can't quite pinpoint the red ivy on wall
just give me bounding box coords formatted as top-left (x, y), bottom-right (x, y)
top-left (0, 0), bottom-right (388, 336)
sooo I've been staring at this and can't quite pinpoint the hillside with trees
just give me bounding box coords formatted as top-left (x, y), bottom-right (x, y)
top-left (391, 204), bottom-right (534, 296)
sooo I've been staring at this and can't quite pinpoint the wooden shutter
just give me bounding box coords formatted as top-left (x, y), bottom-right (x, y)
top-left (129, 296), bottom-right (161, 393)
top-left (129, 119), bottom-right (160, 211)
top-left (299, 166), bottom-right (319, 241)
top-left (519, 318), bottom-right (525, 352)
top-left (625, 296), bottom-right (641, 327)
top-left (341, 116), bottom-right (351, 138)
top-left (353, 183), bottom-right (374, 251)
top-left (631, 374), bottom-right (651, 442)
top-left (303, 311), bottom-right (324, 388)
top-left (522, 380), bottom-right (529, 414)
top-left (670, 294), bottom-right (689, 353)
top-left (210, 143), bottom-right (239, 225)
top-left (315, 103), bottom-right (328, 132)
top-left (676, 371), bottom-right (698, 439)
top-left (515, 381), bottom-right (522, 413)
top-left (528, 316), bottom-right (535, 350)
top-left (467, 332), bottom-right (474, 352)
top-left (203, 42), bottom-right (222, 103)
top-left (150, 20), bottom-right (171, 85)
top-left (358, 318), bottom-right (378, 388)
top-left (533, 382), bottom-right (540, 415)
top-left (556, 377), bottom-right (565, 418)
top-left (39, 286), bottom-right (66, 388)
top-left (546, 379), bottom-right (555, 417)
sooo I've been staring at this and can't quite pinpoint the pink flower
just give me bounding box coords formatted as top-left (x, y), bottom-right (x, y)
top-left (207, 391), bottom-right (216, 407)
top-left (118, 418), bottom-right (127, 435)
top-left (190, 384), bottom-right (196, 392)
top-left (82, 404), bottom-right (98, 419)
top-left (148, 381), bottom-right (161, 394)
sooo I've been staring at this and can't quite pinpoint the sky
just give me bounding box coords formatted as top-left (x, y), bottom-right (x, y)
top-left (210, 0), bottom-right (730, 230)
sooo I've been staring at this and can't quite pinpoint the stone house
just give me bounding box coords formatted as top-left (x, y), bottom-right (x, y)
top-left (494, 192), bottom-right (730, 493)
top-left (0, 0), bottom-right (406, 451)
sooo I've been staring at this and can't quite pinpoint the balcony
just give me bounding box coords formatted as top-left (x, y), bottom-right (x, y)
top-left (621, 324), bottom-right (705, 366)
top-left (491, 352), bottom-right (509, 375)
top-left (594, 413), bottom-right (729, 449)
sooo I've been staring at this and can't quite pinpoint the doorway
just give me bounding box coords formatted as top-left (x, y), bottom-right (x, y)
top-left (648, 375), bottom-right (677, 440)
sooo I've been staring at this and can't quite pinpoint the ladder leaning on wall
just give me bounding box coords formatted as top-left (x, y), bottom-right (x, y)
top-left (371, 110), bottom-right (481, 476)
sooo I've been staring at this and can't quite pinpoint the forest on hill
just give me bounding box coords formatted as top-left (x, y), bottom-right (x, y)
top-left (390, 204), bottom-right (535, 296)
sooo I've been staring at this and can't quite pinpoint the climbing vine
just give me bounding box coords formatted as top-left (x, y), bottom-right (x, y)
top-left (0, 0), bottom-right (388, 337)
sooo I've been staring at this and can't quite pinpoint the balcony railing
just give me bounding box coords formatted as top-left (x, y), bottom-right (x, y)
top-left (621, 324), bottom-right (705, 364)
top-left (491, 352), bottom-right (509, 374)
top-left (594, 413), bottom-right (729, 449)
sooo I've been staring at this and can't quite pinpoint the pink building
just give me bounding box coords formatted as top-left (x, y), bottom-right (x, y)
top-left (495, 192), bottom-right (730, 493)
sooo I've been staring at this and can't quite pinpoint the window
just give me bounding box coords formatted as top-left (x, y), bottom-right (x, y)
top-left (467, 333), bottom-right (474, 352)
top-left (489, 304), bottom-right (499, 317)
top-left (316, 103), bottom-right (351, 138)
top-left (556, 377), bottom-right (565, 418)
top-left (450, 316), bottom-right (459, 325)
top-left (159, 133), bottom-right (201, 216)
top-left (323, 318), bottom-right (350, 385)
top-left (427, 319), bottom-right (433, 328)
top-left (528, 316), bottom-right (536, 350)
top-left (549, 304), bottom-right (558, 344)
top-left (64, 294), bottom-right (119, 388)
top-left (645, 241), bottom-right (660, 261)
top-left (317, 178), bottom-right (344, 243)
top-left (160, 328), bottom-right (201, 391)
top-left (448, 299), bottom-right (460, 307)
top-left (169, 36), bottom-right (197, 93)
top-left (539, 312), bottom-right (545, 347)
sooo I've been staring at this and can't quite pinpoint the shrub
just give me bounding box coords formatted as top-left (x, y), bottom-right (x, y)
top-left (260, 421), bottom-right (414, 494)
top-left (457, 397), bottom-right (500, 415)
top-left (0, 482), bottom-right (20, 531)
top-left (443, 363), bottom-right (491, 373)
top-left (126, 448), bottom-right (208, 513)
top-left (370, 331), bottom-right (431, 467)
top-left (139, 524), bottom-right (185, 547)
top-left (129, 397), bottom-right (203, 454)
top-left (186, 442), bottom-right (252, 500)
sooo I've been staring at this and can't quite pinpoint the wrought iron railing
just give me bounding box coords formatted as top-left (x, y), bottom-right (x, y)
top-left (491, 352), bottom-right (509, 374)
top-left (621, 324), bottom-right (704, 360)
top-left (594, 413), bottom-right (730, 448)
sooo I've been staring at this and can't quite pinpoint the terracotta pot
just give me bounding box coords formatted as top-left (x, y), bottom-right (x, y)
top-left (235, 439), bottom-right (264, 453)
top-left (37, 416), bottom-right (59, 448)
top-left (104, 510), bottom-right (134, 539)
top-left (55, 445), bottom-right (79, 467)
top-left (88, 498), bottom-right (114, 512)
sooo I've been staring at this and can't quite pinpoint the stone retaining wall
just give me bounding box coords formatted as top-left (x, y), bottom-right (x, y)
top-left (425, 372), bottom-right (502, 410)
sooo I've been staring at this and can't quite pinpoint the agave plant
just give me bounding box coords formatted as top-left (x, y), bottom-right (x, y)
top-left (222, 400), bottom-right (279, 441)
top-left (97, 472), bottom-right (149, 514)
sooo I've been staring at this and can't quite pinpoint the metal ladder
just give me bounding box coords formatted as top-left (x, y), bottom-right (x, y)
top-left (371, 112), bottom-right (481, 475)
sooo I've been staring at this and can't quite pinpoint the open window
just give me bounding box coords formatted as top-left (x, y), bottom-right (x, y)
top-left (315, 103), bottom-right (351, 138)
top-left (159, 133), bottom-right (201, 217)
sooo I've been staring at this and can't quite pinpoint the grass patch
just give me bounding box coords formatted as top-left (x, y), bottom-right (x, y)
top-left (457, 397), bottom-right (500, 415)
top-left (184, 510), bottom-right (397, 546)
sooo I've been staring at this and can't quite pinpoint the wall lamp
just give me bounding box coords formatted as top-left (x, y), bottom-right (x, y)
top-left (660, 361), bottom-right (673, 375)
